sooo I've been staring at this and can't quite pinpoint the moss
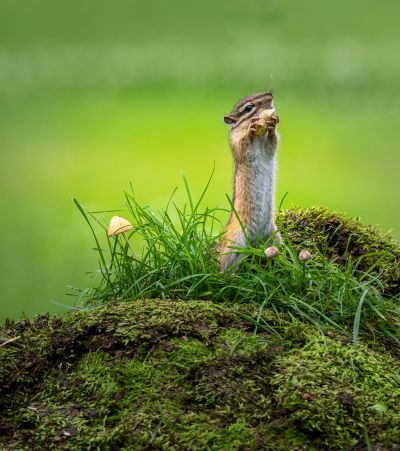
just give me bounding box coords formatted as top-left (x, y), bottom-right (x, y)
top-left (1, 207), bottom-right (399, 448)
top-left (271, 332), bottom-right (400, 448)
top-left (2, 299), bottom-right (400, 450)
top-left (279, 206), bottom-right (400, 295)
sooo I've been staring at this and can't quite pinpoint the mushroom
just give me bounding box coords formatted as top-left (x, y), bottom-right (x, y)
top-left (108, 216), bottom-right (135, 255)
top-left (265, 245), bottom-right (279, 259)
top-left (299, 249), bottom-right (312, 262)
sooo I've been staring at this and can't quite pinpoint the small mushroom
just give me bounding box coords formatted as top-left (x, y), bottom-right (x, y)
top-left (299, 249), bottom-right (312, 262)
top-left (107, 216), bottom-right (132, 237)
top-left (265, 246), bottom-right (279, 259)
top-left (108, 216), bottom-right (135, 255)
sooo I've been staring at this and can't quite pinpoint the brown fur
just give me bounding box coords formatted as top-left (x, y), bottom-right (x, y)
top-left (218, 92), bottom-right (280, 271)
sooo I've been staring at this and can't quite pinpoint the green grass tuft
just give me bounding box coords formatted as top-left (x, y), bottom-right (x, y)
top-left (72, 179), bottom-right (400, 347)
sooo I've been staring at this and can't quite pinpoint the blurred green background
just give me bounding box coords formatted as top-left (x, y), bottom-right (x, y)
top-left (0, 0), bottom-right (399, 320)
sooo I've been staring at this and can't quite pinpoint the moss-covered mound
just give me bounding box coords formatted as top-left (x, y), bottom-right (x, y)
top-left (2, 299), bottom-right (400, 450)
top-left (1, 207), bottom-right (399, 449)
top-left (279, 206), bottom-right (400, 295)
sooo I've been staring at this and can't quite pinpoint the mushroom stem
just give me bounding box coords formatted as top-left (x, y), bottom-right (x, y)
top-left (122, 232), bottom-right (136, 257)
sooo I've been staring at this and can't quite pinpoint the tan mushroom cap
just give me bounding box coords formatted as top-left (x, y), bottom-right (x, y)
top-left (107, 216), bottom-right (133, 237)
top-left (299, 250), bottom-right (312, 262)
top-left (265, 246), bottom-right (279, 259)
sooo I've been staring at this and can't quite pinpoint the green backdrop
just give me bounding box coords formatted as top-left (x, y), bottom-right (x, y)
top-left (0, 0), bottom-right (399, 320)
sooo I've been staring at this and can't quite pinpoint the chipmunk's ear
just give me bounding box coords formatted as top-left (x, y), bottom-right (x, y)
top-left (224, 114), bottom-right (236, 125)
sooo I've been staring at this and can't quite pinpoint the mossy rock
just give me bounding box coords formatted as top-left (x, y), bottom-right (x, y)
top-left (279, 206), bottom-right (400, 295)
top-left (2, 299), bottom-right (400, 450)
top-left (1, 207), bottom-right (399, 449)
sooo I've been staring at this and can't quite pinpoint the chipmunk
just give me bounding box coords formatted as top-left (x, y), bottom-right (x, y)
top-left (218, 92), bottom-right (281, 271)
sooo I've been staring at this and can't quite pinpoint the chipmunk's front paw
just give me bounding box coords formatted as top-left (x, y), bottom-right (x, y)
top-left (264, 114), bottom-right (279, 133)
top-left (250, 112), bottom-right (279, 137)
top-left (249, 119), bottom-right (266, 136)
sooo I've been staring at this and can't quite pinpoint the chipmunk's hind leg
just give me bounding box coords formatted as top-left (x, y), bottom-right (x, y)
top-left (262, 224), bottom-right (282, 247)
top-left (218, 228), bottom-right (247, 272)
top-left (219, 251), bottom-right (245, 272)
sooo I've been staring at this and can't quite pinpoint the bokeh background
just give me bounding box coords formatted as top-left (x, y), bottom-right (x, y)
top-left (1, 0), bottom-right (399, 320)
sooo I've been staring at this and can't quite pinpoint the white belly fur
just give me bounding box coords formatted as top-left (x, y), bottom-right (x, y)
top-left (247, 135), bottom-right (277, 241)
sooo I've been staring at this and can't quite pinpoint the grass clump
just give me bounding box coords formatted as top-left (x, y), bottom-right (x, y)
top-left (73, 178), bottom-right (400, 347)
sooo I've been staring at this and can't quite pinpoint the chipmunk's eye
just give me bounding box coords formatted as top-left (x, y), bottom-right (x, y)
top-left (244, 104), bottom-right (254, 113)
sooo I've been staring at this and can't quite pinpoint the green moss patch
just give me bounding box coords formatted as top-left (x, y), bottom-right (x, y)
top-left (2, 299), bottom-right (400, 449)
top-left (280, 206), bottom-right (400, 295)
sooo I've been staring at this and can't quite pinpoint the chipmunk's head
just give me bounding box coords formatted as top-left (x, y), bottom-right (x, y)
top-left (223, 92), bottom-right (274, 133)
